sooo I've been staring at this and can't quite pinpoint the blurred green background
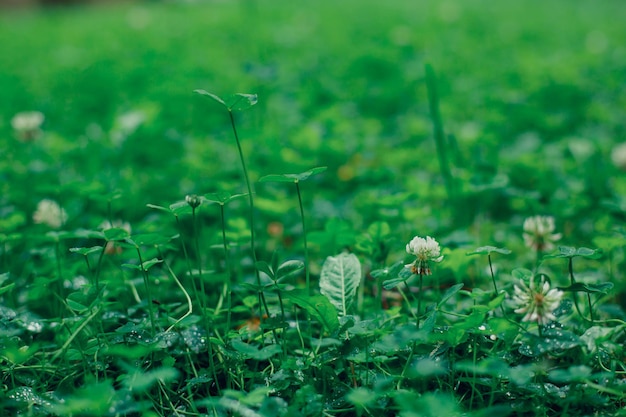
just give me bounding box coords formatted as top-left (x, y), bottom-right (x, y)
top-left (1, 0), bottom-right (626, 244)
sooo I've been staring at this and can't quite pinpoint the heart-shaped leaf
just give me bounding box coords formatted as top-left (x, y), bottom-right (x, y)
top-left (466, 246), bottom-right (511, 256)
top-left (259, 166), bottom-right (327, 184)
top-left (194, 90), bottom-right (258, 111)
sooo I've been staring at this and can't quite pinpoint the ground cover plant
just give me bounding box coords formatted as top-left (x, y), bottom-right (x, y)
top-left (2, 0), bottom-right (626, 415)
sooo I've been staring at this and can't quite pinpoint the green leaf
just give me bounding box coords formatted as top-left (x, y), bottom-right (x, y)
top-left (230, 339), bottom-right (283, 360)
top-left (194, 89), bottom-right (226, 106)
top-left (558, 282), bottom-right (613, 294)
top-left (258, 174), bottom-right (295, 183)
top-left (105, 344), bottom-right (154, 359)
top-left (225, 93), bottom-right (258, 111)
top-left (548, 365), bottom-right (592, 383)
top-left (518, 328), bottom-right (580, 357)
top-left (131, 233), bottom-right (172, 246)
top-left (69, 246), bottom-right (103, 256)
top-left (255, 261), bottom-right (275, 279)
top-left (593, 235), bottom-right (626, 252)
top-left (346, 387), bottom-right (377, 409)
top-left (258, 167), bottom-right (327, 183)
top-left (122, 366), bottom-right (179, 393)
top-left (103, 228), bottom-right (130, 241)
top-left (276, 260), bottom-right (304, 281)
top-left (66, 298), bottom-right (88, 313)
top-left (319, 253), bottom-right (361, 316)
top-left (283, 289), bottom-right (340, 334)
top-left (367, 221), bottom-right (391, 239)
top-left (580, 325), bottom-right (621, 352)
top-left (559, 246), bottom-right (576, 257)
top-left (146, 203), bottom-right (172, 214)
top-left (122, 258), bottom-right (162, 271)
top-left (437, 283), bottom-right (464, 307)
top-left (0, 277), bottom-right (15, 296)
top-left (511, 268), bottom-right (533, 282)
top-left (169, 200), bottom-right (192, 215)
top-left (204, 192), bottom-right (247, 205)
top-left (194, 90), bottom-right (258, 111)
top-left (308, 218), bottom-right (356, 254)
top-left (142, 258), bottom-right (163, 270)
top-left (575, 247), bottom-right (603, 259)
top-left (466, 246), bottom-right (511, 256)
top-left (544, 246), bottom-right (602, 260)
top-left (382, 267), bottom-right (413, 290)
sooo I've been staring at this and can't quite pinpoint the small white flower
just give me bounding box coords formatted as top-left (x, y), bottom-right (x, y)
top-left (405, 235), bottom-right (443, 275)
top-left (512, 276), bottom-right (563, 325)
top-left (611, 142), bottom-right (626, 171)
top-left (523, 215), bottom-right (562, 252)
top-left (185, 194), bottom-right (201, 209)
top-left (11, 111), bottom-right (45, 141)
top-left (33, 199), bottom-right (67, 229)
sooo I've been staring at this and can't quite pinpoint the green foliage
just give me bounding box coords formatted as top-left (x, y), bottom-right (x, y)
top-left (319, 253), bottom-right (362, 317)
top-left (2, 0), bottom-right (626, 415)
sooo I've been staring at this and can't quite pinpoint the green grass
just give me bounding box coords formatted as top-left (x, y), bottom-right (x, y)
top-left (2, 0), bottom-right (626, 415)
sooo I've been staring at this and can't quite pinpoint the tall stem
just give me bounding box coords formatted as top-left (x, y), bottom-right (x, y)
top-left (219, 203), bottom-right (233, 332)
top-left (425, 64), bottom-right (454, 202)
top-left (228, 110), bottom-right (271, 318)
top-left (191, 207), bottom-right (206, 307)
top-left (135, 248), bottom-right (156, 337)
top-left (176, 216), bottom-right (202, 312)
top-left (295, 181), bottom-right (311, 295)
top-left (568, 257), bottom-right (591, 323)
top-left (417, 272), bottom-right (424, 328)
top-left (488, 254), bottom-right (506, 316)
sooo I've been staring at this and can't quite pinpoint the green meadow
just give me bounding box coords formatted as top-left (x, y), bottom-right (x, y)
top-left (1, 0), bottom-right (626, 415)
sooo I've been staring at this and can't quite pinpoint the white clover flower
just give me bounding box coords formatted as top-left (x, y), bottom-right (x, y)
top-left (185, 194), bottom-right (201, 209)
top-left (11, 111), bottom-right (45, 141)
top-left (405, 235), bottom-right (443, 275)
top-left (33, 199), bottom-right (67, 229)
top-left (512, 276), bottom-right (563, 325)
top-left (523, 215), bottom-right (562, 252)
top-left (611, 142), bottom-right (626, 171)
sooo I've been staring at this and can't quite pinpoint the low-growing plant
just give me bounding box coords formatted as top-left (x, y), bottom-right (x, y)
top-left (2, 85), bottom-right (626, 416)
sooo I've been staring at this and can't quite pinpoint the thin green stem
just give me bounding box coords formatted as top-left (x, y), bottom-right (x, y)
top-left (488, 254), bottom-right (506, 316)
top-left (398, 283), bottom-right (418, 321)
top-left (54, 240), bottom-right (65, 317)
top-left (488, 255), bottom-right (498, 294)
top-left (218, 203), bottom-right (233, 332)
top-left (51, 306), bottom-right (101, 363)
top-left (228, 110), bottom-right (271, 319)
top-left (295, 181), bottom-right (311, 295)
top-left (568, 257), bottom-right (593, 323)
top-left (425, 63), bottom-right (454, 202)
top-left (587, 292), bottom-right (595, 322)
top-left (136, 247), bottom-right (156, 337)
top-left (188, 208), bottom-right (222, 395)
top-left (191, 207), bottom-right (206, 307)
top-left (163, 260), bottom-right (193, 332)
top-left (176, 216), bottom-right (201, 306)
top-left (94, 244), bottom-right (107, 291)
top-left (417, 272), bottom-right (424, 328)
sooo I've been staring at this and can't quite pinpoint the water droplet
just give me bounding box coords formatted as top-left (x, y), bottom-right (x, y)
top-left (182, 325), bottom-right (207, 353)
top-left (155, 331), bottom-right (179, 348)
top-left (8, 386), bottom-right (51, 407)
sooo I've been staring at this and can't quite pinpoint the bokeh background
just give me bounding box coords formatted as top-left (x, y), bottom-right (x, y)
top-left (2, 0), bottom-right (626, 248)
